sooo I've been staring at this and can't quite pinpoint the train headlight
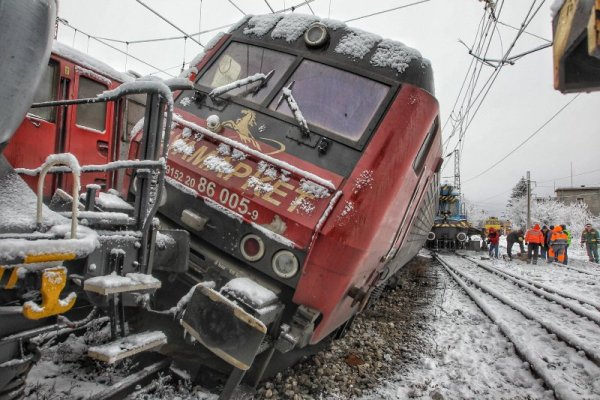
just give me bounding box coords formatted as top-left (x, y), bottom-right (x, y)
top-left (304, 23), bottom-right (329, 48)
top-left (240, 234), bottom-right (265, 261)
top-left (272, 250), bottom-right (299, 279)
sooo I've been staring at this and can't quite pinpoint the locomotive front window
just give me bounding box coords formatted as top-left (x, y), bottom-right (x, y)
top-left (269, 60), bottom-right (389, 142)
top-left (197, 42), bottom-right (295, 102)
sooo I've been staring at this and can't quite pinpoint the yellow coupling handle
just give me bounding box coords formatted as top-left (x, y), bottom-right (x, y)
top-left (23, 267), bottom-right (77, 320)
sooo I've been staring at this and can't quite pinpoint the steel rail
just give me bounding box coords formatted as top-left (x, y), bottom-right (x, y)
top-left (435, 253), bottom-right (600, 366)
top-left (551, 261), bottom-right (600, 277)
top-left (462, 255), bottom-right (600, 311)
top-left (434, 253), bottom-right (597, 400)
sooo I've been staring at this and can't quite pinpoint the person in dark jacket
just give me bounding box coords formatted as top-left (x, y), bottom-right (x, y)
top-left (560, 224), bottom-right (571, 265)
top-left (487, 227), bottom-right (500, 258)
top-left (540, 225), bottom-right (550, 260)
top-left (545, 225), bottom-right (554, 260)
top-left (506, 229), bottom-right (525, 261)
top-left (580, 223), bottom-right (599, 263)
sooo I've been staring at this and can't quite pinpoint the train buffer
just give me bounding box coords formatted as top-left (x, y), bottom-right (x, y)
top-left (88, 331), bottom-right (167, 364)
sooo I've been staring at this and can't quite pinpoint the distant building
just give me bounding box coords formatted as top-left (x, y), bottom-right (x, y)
top-left (555, 186), bottom-right (600, 216)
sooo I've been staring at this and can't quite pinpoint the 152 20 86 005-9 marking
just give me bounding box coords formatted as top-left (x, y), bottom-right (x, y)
top-left (166, 164), bottom-right (259, 220)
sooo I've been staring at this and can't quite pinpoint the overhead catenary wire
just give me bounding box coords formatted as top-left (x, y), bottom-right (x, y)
top-left (227, 0), bottom-right (247, 15)
top-left (344, 0), bottom-right (431, 23)
top-left (56, 18), bottom-right (176, 77)
top-left (463, 93), bottom-right (581, 184)
top-left (264, 0), bottom-right (275, 13)
top-left (135, 0), bottom-right (204, 48)
top-left (304, 0), bottom-right (316, 15)
top-left (444, 0), bottom-right (548, 167)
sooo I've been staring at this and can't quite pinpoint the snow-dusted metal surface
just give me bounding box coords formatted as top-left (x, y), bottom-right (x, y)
top-left (36, 153), bottom-right (81, 239)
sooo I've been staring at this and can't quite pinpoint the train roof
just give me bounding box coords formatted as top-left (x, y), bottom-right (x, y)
top-left (52, 41), bottom-right (135, 84)
top-left (225, 13), bottom-right (435, 95)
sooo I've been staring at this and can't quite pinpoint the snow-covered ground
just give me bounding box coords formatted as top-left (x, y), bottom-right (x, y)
top-left (24, 251), bottom-right (600, 399)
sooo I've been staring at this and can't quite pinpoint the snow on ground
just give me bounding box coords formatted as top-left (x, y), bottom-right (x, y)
top-left (23, 251), bottom-right (600, 399)
top-left (360, 256), bottom-right (551, 400)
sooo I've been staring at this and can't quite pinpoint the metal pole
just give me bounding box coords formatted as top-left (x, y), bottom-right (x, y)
top-left (570, 161), bottom-right (573, 186)
top-left (526, 171), bottom-right (531, 230)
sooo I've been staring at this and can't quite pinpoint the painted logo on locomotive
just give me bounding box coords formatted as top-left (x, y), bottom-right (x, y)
top-left (167, 135), bottom-right (324, 218)
top-left (222, 109), bottom-right (286, 155)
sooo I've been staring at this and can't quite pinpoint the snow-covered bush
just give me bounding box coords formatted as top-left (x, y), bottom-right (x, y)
top-left (531, 199), bottom-right (599, 242)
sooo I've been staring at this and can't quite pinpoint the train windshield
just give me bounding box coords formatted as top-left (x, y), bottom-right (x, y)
top-left (197, 42), bottom-right (295, 102)
top-left (269, 60), bottom-right (389, 142)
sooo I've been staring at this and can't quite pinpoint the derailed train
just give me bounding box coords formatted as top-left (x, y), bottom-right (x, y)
top-left (1, 7), bottom-right (442, 397)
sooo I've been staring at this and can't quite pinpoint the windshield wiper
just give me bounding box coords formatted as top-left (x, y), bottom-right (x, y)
top-left (275, 81), bottom-right (310, 138)
top-left (208, 70), bottom-right (274, 99)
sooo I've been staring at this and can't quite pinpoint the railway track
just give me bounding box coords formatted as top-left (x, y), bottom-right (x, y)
top-left (434, 252), bottom-right (600, 400)
top-left (551, 259), bottom-right (600, 277)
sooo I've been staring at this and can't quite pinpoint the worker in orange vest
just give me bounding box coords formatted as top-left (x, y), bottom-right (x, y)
top-left (548, 225), bottom-right (568, 264)
top-left (525, 224), bottom-right (544, 264)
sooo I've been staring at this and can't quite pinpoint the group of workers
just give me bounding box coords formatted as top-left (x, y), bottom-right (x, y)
top-left (486, 223), bottom-right (600, 264)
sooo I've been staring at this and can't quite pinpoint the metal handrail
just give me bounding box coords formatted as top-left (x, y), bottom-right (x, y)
top-left (37, 154), bottom-right (81, 239)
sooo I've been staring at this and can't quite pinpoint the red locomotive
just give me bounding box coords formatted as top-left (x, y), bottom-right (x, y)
top-left (135, 13), bottom-right (442, 386)
top-left (3, 12), bottom-right (442, 397)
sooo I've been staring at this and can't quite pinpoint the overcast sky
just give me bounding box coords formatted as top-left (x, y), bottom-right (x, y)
top-left (56, 0), bottom-right (599, 216)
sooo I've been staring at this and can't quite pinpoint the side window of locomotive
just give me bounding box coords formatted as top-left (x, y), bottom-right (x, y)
top-left (412, 120), bottom-right (438, 173)
top-left (76, 76), bottom-right (107, 132)
top-left (268, 60), bottom-right (389, 142)
top-left (28, 61), bottom-right (59, 122)
top-left (197, 42), bottom-right (295, 103)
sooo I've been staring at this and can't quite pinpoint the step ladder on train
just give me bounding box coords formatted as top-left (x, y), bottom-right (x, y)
top-left (83, 263), bottom-right (165, 363)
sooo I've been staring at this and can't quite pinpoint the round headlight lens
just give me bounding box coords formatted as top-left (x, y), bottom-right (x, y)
top-left (240, 234), bottom-right (265, 261)
top-left (304, 23), bottom-right (329, 48)
top-left (272, 250), bottom-right (299, 279)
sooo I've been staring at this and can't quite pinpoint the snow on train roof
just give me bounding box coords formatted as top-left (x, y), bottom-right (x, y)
top-left (52, 41), bottom-right (135, 84)
top-left (239, 13), bottom-right (430, 74)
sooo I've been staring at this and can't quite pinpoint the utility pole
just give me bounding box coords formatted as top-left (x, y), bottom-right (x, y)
top-left (570, 162), bottom-right (573, 187)
top-left (526, 171), bottom-right (531, 230)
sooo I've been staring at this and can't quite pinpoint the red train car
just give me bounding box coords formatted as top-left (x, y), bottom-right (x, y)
top-left (129, 13), bottom-right (442, 383)
top-left (4, 41), bottom-right (145, 197)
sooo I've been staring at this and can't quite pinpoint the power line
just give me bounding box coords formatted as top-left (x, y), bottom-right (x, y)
top-left (445, 0), bottom-right (548, 167)
top-left (227, 0), bottom-right (247, 15)
top-left (496, 19), bottom-right (551, 43)
top-left (57, 18), bottom-right (176, 77)
top-left (304, 0), bottom-right (316, 15)
top-left (463, 93), bottom-right (581, 184)
top-left (135, 0), bottom-right (204, 47)
top-left (344, 0), bottom-right (431, 23)
top-left (264, 0), bottom-right (275, 13)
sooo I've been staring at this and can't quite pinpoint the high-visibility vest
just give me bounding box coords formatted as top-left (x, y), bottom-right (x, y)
top-left (525, 229), bottom-right (544, 244)
top-left (550, 232), bottom-right (568, 245)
